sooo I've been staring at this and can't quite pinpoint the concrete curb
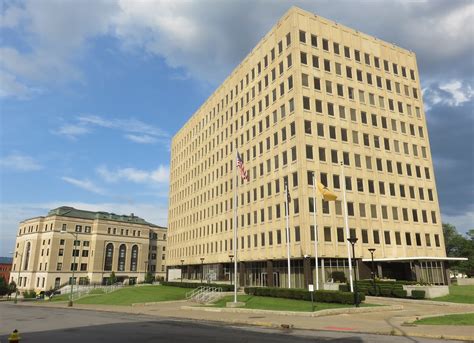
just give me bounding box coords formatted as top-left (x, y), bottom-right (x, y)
top-left (180, 304), bottom-right (404, 317)
top-left (365, 296), bottom-right (474, 307)
top-left (413, 310), bottom-right (474, 320)
top-left (132, 300), bottom-right (188, 307)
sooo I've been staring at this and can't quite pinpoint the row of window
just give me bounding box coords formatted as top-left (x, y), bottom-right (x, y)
top-left (298, 29), bottom-right (417, 80)
top-left (169, 226), bottom-right (440, 260)
top-left (170, 197), bottom-right (438, 246)
top-left (300, 52), bottom-right (419, 101)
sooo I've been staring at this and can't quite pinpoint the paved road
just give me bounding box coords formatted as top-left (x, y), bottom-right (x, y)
top-left (0, 303), bottom-right (460, 342)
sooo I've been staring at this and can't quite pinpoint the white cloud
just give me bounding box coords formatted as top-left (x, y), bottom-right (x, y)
top-left (124, 134), bottom-right (157, 144)
top-left (55, 114), bottom-right (169, 144)
top-left (442, 207), bottom-right (474, 236)
top-left (0, 70), bottom-right (39, 99)
top-left (97, 165), bottom-right (169, 185)
top-left (0, 201), bottom-right (168, 255)
top-left (56, 124), bottom-right (90, 139)
top-left (78, 115), bottom-right (168, 138)
top-left (423, 80), bottom-right (474, 111)
top-left (2, 1), bottom-right (473, 95)
top-left (61, 176), bottom-right (106, 195)
top-left (0, 153), bottom-right (42, 171)
top-left (439, 80), bottom-right (474, 106)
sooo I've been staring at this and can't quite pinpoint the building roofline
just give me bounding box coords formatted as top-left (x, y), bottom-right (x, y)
top-left (172, 6), bottom-right (415, 142)
top-left (19, 206), bottom-right (167, 229)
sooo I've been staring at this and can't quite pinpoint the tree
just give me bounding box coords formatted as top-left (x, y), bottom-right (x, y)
top-left (0, 276), bottom-right (8, 296)
top-left (109, 271), bottom-right (117, 285)
top-left (8, 281), bottom-right (17, 297)
top-left (443, 223), bottom-right (474, 277)
top-left (144, 272), bottom-right (154, 284)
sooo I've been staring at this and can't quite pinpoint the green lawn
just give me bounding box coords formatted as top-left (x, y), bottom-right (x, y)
top-left (75, 285), bottom-right (188, 305)
top-left (212, 295), bottom-right (371, 312)
top-left (414, 312), bottom-right (474, 326)
top-left (433, 285), bottom-right (474, 304)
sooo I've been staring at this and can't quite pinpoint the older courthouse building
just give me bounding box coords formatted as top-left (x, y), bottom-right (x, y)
top-left (11, 206), bottom-right (167, 291)
top-left (167, 7), bottom-right (451, 287)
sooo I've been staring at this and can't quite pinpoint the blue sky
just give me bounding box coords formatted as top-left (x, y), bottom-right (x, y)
top-left (0, 0), bottom-right (473, 256)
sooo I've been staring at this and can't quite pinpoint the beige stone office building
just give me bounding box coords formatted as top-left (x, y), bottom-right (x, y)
top-left (167, 7), bottom-right (451, 288)
top-left (11, 206), bottom-right (167, 292)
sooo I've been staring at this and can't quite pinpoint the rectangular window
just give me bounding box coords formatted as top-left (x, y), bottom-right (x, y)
top-left (337, 227), bottom-right (344, 242)
top-left (362, 229), bottom-right (368, 243)
top-left (324, 227), bottom-right (331, 242)
top-left (384, 231), bottom-right (391, 244)
top-left (373, 230), bottom-right (380, 244)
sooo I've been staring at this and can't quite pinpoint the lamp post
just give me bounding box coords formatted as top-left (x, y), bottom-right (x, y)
top-left (368, 248), bottom-right (376, 295)
top-left (347, 237), bottom-right (359, 307)
top-left (229, 254), bottom-right (234, 286)
top-left (180, 259), bottom-right (184, 283)
top-left (200, 257), bottom-right (205, 284)
top-left (10, 251), bottom-right (23, 304)
top-left (61, 230), bottom-right (79, 307)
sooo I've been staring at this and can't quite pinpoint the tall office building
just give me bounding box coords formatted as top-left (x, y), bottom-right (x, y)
top-left (11, 206), bottom-right (167, 291)
top-left (167, 7), bottom-right (450, 288)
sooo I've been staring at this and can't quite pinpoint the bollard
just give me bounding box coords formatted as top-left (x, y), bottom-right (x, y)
top-left (8, 329), bottom-right (21, 343)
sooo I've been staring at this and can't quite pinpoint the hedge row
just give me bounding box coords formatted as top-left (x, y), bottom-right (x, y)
top-left (244, 287), bottom-right (365, 305)
top-left (162, 281), bottom-right (234, 291)
top-left (339, 281), bottom-right (425, 299)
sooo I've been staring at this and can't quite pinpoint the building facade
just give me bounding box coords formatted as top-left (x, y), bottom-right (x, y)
top-left (0, 257), bottom-right (12, 284)
top-left (11, 206), bottom-right (167, 292)
top-left (167, 7), bottom-right (449, 288)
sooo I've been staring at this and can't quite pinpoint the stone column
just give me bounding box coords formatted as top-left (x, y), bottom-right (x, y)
top-left (441, 261), bottom-right (451, 285)
top-left (377, 263), bottom-right (383, 278)
top-left (267, 260), bottom-right (274, 287)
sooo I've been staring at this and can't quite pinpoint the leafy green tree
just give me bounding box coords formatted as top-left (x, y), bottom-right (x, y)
top-left (144, 272), bottom-right (154, 284)
top-left (0, 276), bottom-right (8, 296)
top-left (109, 271), bottom-right (117, 285)
top-left (8, 281), bottom-right (17, 297)
top-left (443, 223), bottom-right (474, 277)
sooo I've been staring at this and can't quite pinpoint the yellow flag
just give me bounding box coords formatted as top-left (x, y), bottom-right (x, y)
top-left (317, 182), bottom-right (337, 201)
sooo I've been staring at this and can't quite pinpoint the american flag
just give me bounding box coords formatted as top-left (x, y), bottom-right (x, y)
top-left (236, 151), bottom-right (249, 181)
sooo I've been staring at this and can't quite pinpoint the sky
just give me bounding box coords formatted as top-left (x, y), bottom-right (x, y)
top-left (0, 0), bottom-right (473, 256)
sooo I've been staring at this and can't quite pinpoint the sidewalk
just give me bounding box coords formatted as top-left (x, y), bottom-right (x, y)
top-left (20, 297), bottom-right (474, 341)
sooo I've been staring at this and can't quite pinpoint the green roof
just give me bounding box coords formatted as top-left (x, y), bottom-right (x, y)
top-left (46, 206), bottom-right (166, 229)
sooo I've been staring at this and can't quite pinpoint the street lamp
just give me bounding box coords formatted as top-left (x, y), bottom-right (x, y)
top-left (347, 237), bottom-right (359, 307)
top-left (368, 248), bottom-right (376, 295)
top-left (180, 259), bottom-right (184, 283)
top-left (61, 230), bottom-right (79, 307)
top-left (228, 254), bottom-right (234, 286)
top-left (200, 257), bottom-right (205, 284)
top-left (9, 251), bottom-right (22, 304)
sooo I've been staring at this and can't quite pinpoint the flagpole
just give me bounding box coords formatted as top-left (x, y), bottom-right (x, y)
top-left (340, 162), bottom-right (354, 293)
top-left (285, 182), bottom-right (291, 288)
top-left (312, 172), bottom-right (319, 290)
top-left (233, 150), bottom-right (238, 303)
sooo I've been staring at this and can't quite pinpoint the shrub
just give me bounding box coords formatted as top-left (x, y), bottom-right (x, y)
top-left (339, 284), bottom-right (350, 292)
top-left (244, 287), bottom-right (365, 305)
top-left (380, 288), bottom-right (392, 297)
top-left (392, 289), bottom-right (407, 298)
top-left (22, 290), bottom-right (36, 299)
top-left (162, 281), bottom-right (234, 292)
top-left (331, 271), bottom-right (347, 283)
top-left (411, 290), bottom-right (425, 299)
